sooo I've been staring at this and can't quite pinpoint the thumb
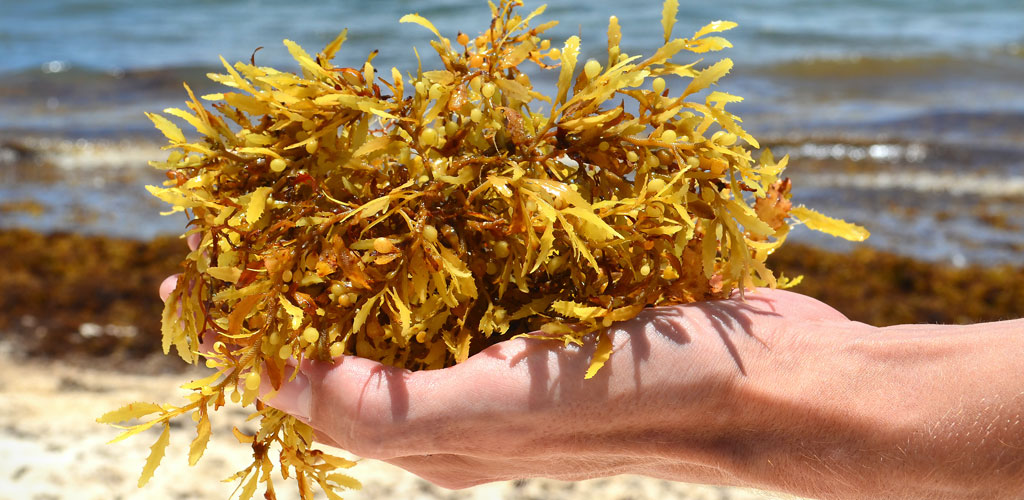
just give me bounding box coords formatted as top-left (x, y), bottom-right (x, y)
top-left (254, 357), bottom-right (399, 426)
top-left (268, 356), bottom-right (424, 458)
top-left (258, 365), bottom-right (312, 422)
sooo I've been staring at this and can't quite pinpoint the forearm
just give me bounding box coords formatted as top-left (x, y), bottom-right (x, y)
top-left (711, 318), bottom-right (1024, 500)
top-left (864, 320), bottom-right (1024, 499)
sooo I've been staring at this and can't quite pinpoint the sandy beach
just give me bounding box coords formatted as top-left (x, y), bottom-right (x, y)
top-left (0, 343), bottom-right (790, 500)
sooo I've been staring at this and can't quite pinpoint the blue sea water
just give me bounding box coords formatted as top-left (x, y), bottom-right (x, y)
top-left (2, 0), bottom-right (1022, 72)
top-left (1, 0), bottom-right (1023, 264)
top-left (3, 0), bottom-right (1022, 134)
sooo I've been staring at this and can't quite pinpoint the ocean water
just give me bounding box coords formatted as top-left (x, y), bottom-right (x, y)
top-left (4, 0), bottom-right (1023, 73)
top-left (1, 0), bottom-right (1023, 264)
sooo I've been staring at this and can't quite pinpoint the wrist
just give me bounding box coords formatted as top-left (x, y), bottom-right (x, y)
top-left (727, 319), bottom-right (1024, 500)
top-left (682, 317), bottom-right (883, 497)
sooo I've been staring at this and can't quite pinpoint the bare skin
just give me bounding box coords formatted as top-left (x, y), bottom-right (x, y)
top-left (160, 256), bottom-right (1024, 500)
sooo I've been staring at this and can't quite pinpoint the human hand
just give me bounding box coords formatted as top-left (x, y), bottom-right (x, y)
top-left (160, 251), bottom-right (1024, 499)
top-left (258, 288), bottom-right (863, 491)
top-left (158, 260), bottom-right (844, 490)
top-left (251, 289), bottom-right (1024, 500)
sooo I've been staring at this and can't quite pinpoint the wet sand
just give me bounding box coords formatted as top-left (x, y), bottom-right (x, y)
top-left (3, 229), bottom-right (1021, 368)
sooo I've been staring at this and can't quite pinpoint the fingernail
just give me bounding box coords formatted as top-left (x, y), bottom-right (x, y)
top-left (262, 370), bottom-right (312, 421)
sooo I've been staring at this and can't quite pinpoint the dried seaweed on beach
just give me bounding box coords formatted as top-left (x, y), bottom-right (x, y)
top-left (100, 1), bottom-right (867, 498)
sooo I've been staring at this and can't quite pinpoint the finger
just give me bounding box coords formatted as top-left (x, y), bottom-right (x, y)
top-left (159, 274), bottom-right (180, 302)
top-left (257, 364), bottom-right (312, 423)
top-left (311, 428), bottom-right (345, 450)
top-left (198, 331), bottom-right (221, 357)
top-left (301, 341), bottom-right (572, 459)
top-left (383, 454), bottom-right (493, 489)
top-left (383, 452), bottom-right (645, 488)
top-left (187, 232), bottom-right (202, 251)
top-left (158, 271), bottom-right (216, 357)
top-left (281, 355), bottom-right (431, 459)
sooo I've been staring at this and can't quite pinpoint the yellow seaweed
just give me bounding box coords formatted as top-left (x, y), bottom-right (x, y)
top-left (106, 1), bottom-right (869, 498)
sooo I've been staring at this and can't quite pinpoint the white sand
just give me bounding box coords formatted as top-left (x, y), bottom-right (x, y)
top-left (0, 346), bottom-right (790, 500)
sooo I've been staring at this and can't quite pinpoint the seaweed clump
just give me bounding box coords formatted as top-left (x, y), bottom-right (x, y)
top-left (101, 1), bottom-right (867, 498)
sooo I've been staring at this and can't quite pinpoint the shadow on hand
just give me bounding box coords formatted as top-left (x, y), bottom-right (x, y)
top-left (691, 295), bottom-right (778, 375)
top-left (509, 293), bottom-right (781, 411)
top-left (355, 292), bottom-right (783, 427)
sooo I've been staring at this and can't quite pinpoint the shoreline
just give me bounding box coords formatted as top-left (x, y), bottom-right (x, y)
top-left (767, 243), bottom-right (1024, 327)
top-left (1, 228), bottom-right (1021, 372)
